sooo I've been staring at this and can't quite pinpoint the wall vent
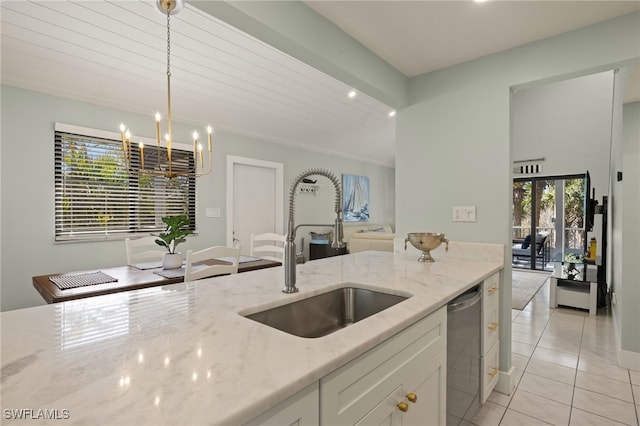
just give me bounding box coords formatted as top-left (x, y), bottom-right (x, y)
top-left (513, 164), bottom-right (543, 174)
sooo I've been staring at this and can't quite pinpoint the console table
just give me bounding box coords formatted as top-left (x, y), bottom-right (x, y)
top-left (549, 264), bottom-right (598, 315)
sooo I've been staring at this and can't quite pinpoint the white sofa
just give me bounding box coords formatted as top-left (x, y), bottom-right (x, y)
top-left (343, 223), bottom-right (394, 253)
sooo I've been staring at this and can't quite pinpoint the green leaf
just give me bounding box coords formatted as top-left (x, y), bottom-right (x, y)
top-left (154, 215), bottom-right (192, 253)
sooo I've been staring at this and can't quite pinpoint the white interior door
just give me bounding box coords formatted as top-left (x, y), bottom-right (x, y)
top-left (226, 156), bottom-right (284, 255)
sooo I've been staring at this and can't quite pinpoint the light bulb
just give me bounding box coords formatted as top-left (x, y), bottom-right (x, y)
top-left (155, 112), bottom-right (161, 122)
top-left (207, 125), bottom-right (212, 134)
top-left (193, 131), bottom-right (198, 140)
top-left (119, 123), bottom-right (126, 132)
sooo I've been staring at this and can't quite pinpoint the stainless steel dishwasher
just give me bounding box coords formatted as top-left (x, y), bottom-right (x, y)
top-left (447, 285), bottom-right (481, 425)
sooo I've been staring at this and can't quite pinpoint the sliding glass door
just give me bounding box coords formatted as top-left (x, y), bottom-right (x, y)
top-left (513, 174), bottom-right (586, 271)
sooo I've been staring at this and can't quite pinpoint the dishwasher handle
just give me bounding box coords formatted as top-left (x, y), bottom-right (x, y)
top-left (447, 287), bottom-right (481, 313)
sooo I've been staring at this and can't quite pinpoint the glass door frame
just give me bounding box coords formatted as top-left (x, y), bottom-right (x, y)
top-left (513, 173), bottom-right (586, 271)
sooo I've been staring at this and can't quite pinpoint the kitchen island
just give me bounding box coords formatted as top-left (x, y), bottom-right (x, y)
top-left (1, 245), bottom-right (503, 425)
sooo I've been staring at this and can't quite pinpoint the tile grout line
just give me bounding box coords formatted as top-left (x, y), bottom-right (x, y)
top-left (496, 301), bottom-right (558, 425)
top-left (481, 279), bottom-right (638, 426)
top-left (630, 367), bottom-right (640, 425)
top-left (566, 312), bottom-right (586, 426)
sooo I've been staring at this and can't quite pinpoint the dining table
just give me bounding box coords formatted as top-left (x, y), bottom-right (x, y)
top-left (32, 256), bottom-right (281, 304)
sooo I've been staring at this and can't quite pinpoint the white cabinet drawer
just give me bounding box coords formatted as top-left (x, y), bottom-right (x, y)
top-left (320, 306), bottom-right (446, 425)
top-left (480, 340), bottom-right (499, 404)
top-left (481, 302), bottom-right (499, 354)
top-left (482, 273), bottom-right (499, 313)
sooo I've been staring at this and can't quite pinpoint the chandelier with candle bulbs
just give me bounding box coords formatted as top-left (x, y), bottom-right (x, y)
top-left (119, 0), bottom-right (211, 179)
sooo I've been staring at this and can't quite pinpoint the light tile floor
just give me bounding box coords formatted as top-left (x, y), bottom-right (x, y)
top-left (467, 279), bottom-right (640, 426)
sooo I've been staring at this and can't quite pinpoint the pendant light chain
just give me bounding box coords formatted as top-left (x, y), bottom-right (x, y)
top-left (165, 5), bottom-right (172, 162)
top-left (166, 8), bottom-right (171, 78)
top-left (119, 0), bottom-right (213, 178)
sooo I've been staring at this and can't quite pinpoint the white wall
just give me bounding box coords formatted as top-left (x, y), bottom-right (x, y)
top-left (397, 13), bottom-right (639, 380)
top-left (617, 100), bottom-right (640, 355)
top-left (0, 85), bottom-right (395, 312)
top-left (512, 71), bottom-right (614, 196)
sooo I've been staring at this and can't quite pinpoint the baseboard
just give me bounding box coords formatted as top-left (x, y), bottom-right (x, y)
top-left (618, 348), bottom-right (640, 371)
top-left (495, 366), bottom-right (517, 395)
top-left (611, 305), bottom-right (640, 371)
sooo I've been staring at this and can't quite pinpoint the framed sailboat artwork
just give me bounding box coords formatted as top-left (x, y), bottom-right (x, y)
top-left (342, 174), bottom-right (370, 222)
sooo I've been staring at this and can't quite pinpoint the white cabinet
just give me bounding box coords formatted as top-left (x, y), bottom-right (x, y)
top-left (480, 273), bottom-right (500, 403)
top-left (245, 382), bottom-right (319, 426)
top-left (247, 306), bottom-right (448, 426)
top-left (320, 306), bottom-right (447, 425)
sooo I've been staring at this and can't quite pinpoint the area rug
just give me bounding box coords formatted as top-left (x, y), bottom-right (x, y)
top-left (512, 270), bottom-right (550, 310)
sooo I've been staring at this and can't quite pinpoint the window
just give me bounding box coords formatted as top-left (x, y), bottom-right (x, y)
top-left (54, 126), bottom-right (196, 241)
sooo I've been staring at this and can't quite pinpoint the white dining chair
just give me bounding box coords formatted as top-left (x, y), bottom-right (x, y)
top-left (250, 232), bottom-right (286, 262)
top-left (184, 246), bottom-right (241, 282)
top-left (125, 236), bottom-right (165, 265)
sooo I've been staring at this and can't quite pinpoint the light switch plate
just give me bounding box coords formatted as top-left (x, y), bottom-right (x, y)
top-left (206, 208), bottom-right (221, 218)
top-left (453, 206), bottom-right (476, 222)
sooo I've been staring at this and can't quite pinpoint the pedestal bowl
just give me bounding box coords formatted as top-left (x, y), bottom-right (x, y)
top-left (404, 233), bottom-right (449, 262)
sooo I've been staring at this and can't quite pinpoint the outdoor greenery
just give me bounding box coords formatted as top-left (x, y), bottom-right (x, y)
top-left (513, 177), bottom-right (585, 249)
top-left (56, 132), bottom-right (195, 240)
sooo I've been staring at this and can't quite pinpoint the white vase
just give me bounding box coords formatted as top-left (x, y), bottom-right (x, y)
top-left (162, 253), bottom-right (183, 270)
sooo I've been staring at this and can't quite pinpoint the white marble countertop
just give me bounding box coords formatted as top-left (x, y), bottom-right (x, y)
top-left (1, 245), bottom-right (503, 425)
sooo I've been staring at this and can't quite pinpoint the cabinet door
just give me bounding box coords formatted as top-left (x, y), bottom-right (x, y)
top-left (321, 307), bottom-right (446, 425)
top-left (401, 348), bottom-right (446, 426)
top-left (355, 386), bottom-right (402, 426)
top-left (245, 382), bottom-right (319, 426)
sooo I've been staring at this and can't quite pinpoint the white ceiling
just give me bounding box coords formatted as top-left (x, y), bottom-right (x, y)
top-left (306, 1), bottom-right (639, 78)
top-left (2, 1), bottom-right (638, 168)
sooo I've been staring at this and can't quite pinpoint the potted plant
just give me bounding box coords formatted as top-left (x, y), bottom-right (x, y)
top-left (155, 215), bottom-right (193, 269)
top-left (563, 253), bottom-right (583, 279)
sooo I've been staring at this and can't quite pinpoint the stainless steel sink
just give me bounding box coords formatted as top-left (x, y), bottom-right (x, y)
top-left (243, 286), bottom-right (410, 338)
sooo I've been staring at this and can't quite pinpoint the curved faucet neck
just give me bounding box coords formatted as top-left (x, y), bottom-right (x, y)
top-left (283, 168), bottom-right (344, 293)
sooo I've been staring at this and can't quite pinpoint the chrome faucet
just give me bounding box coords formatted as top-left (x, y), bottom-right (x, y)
top-left (283, 168), bottom-right (344, 293)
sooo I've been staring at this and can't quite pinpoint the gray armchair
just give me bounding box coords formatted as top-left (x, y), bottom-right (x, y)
top-left (512, 233), bottom-right (550, 268)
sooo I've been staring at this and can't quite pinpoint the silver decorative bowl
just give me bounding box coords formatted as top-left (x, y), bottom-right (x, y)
top-left (404, 232), bottom-right (449, 262)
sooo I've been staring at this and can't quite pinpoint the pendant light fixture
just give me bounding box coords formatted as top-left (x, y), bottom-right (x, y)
top-left (119, 0), bottom-right (212, 178)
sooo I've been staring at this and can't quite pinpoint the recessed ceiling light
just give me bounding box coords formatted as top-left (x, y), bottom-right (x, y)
top-left (388, 111), bottom-right (396, 117)
top-left (474, 0), bottom-right (487, 3)
top-left (348, 90), bottom-right (357, 99)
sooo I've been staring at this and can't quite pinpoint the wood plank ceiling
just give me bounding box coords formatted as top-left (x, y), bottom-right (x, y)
top-left (1, 1), bottom-right (396, 166)
top-left (2, 1), bottom-right (638, 167)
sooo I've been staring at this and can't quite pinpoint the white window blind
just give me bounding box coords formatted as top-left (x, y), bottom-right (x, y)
top-left (54, 130), bottom-right (196, 241)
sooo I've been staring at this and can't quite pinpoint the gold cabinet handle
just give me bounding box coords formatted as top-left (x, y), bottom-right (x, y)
top-left (488, 367), bottom-right (499, 378)
top-left (488, 322), bottom-right (499, 330)
top-left (397, 402), bottom-right (409, 413)
top-left (406, 393), bottom-right (417, 403)
top-left (488, 286), bottom-right (499, 294)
